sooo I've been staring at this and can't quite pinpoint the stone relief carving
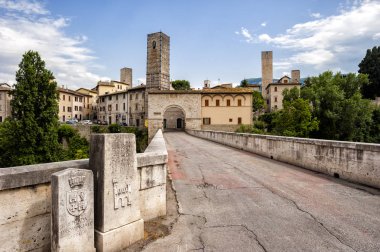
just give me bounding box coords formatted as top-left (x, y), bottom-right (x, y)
top-left (66, 171), bottom-right (87, 216)
top-left (113, 178), bottom-right (132, 209)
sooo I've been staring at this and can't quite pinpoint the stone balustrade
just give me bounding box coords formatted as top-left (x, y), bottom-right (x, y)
top-left (187, 129), bottom-right (380, 189)
top-left (0, 129), bottom-right (167, 251)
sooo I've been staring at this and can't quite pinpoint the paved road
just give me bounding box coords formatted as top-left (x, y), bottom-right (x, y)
top-left (143, 132), bottom-right (380, 252)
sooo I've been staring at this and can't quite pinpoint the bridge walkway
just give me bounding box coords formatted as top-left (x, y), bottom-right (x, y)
top-left (143, 132), bottom-right (380, 252)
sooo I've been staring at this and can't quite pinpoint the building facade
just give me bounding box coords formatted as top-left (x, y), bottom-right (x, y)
top-left (265, 76), bottom-right (301, 111)
top-left (128, 85), bottom-right (146, 127)
top-left (58, 87), bottom-right (92, 122)
top-left (97, 90), bottom-right (129, 125)
top-left (0, 83), bottom-right (12, 122)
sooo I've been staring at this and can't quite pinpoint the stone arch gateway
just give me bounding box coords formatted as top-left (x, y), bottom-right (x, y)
top-left (147, 90), bottom-right (202, 140)
top-left (163, 105), bottom-right (185, 130)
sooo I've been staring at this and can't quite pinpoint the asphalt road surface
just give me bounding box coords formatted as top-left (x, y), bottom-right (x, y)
top-left (143, 132), bottom-right (380, 252)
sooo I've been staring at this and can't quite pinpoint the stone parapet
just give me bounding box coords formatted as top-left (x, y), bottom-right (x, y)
top-left (187, 130), bottom-right (380, 189)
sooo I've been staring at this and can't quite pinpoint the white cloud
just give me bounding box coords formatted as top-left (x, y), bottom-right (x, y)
top-left (256, 0), bottom-right (380, 72)
top-left (0, 0), bottom-right (107, 89)
top-left (0, 0), bottom-right (48, 15)
top-left (261, 22), bottom-right (267, 27)
top-left (236, 27), bottom-right (253, 43)
top-left (373, 33), bottom-right (380, 40)
top-left (310, 12), bottom-right (322, 18)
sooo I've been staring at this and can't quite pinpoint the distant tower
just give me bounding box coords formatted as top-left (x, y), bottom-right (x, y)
top-left (261, 51), bottom-right (273, 97)
top-left (204, 80), bottom-right (211, 89)
top-left (120, 67), bottom-right (132, 85)
top-left (146, 32), bottom-right (170, 91)
top-left (291, 70), bottom-right (300, 83)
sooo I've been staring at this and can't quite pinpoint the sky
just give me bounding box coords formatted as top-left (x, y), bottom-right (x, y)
top-left (0, 0), bottom-right (379, 90)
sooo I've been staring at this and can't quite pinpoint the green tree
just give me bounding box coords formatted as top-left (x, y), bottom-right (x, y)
top-left (171, 80), bottom-right (191, 90)
top-left (0, 51), bottom-right (61, 167)
top-left (252, 91), bottom-right (265, 112)
top-left (240, 79), bottom-right (249, 87)
top-left (301, 71), bottom-right (375, 141)
top-left (282, 87), bottom-right (300, 103)
top-left (358, 46), bottom-right (380, 99)
top-left (273, 98), bottom-right (319, 137)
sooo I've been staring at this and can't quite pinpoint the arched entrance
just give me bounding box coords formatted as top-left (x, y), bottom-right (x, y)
top-left (163, 106), bottom-right (185, 130)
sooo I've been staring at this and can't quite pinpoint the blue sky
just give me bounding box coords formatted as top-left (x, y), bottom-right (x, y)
top-left (0, 0), bottom-right (379, 89)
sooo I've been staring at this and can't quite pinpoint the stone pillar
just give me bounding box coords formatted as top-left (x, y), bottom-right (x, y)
top-left (51, 168), bottom-right (95, 252)
top-left (90, 134), bottom-right (144, 252)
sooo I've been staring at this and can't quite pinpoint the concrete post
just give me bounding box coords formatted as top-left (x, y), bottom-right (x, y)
top-left (90, 133), bottom-right (144, 252)
top-left (51, 168), bottom-right (95, 252)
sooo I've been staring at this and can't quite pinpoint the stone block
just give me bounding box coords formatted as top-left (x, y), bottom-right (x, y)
top-left (51, 168), bottom-right (95, 252)
top-left (140, 164), bottom-right (166, 190)
top-left (95, 219), bottom-right (144, 252)
top-left (140, 184), bottom-right (166, 221)
top-left (90, 133), bottom-right (144, 250)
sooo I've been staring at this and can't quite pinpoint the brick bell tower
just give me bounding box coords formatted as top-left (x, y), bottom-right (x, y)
top-left (146, 32), bottom-right (170, 91)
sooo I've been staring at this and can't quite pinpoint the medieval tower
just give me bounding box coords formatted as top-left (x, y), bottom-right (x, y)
top-left (261, 51), bottom-right (273, 97)
top-left (120, 67), bottom-right (132, 85)
top-left (146, 32), bottom-right (170, 91)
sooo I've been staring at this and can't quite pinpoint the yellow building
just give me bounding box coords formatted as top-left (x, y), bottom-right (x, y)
top-left (201, 88), bottom-right (252, 131)
top-left (76, 88), bottom-right (98, 120)
top-left (58, 87), bottom-right (92, 122)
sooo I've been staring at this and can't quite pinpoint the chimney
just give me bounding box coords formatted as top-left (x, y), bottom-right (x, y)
top-left (291, 70), bottom-right (300, 83)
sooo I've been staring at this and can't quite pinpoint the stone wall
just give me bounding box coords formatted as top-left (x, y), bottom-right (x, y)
top-left (187, 130), bottom-right (380, 189)
top-left (0, 130), bottom-right (167, 251)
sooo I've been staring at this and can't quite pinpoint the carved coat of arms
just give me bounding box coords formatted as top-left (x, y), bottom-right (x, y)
top-left (66, 172), bottom-right (87, 216)
top-left (66, 190), bottom-right (87, 216)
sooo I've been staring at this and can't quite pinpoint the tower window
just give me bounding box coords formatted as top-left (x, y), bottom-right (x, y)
top-left (153, 41), bottom-right (156, 49)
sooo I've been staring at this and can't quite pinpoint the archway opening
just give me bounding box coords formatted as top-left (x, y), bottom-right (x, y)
top-left (163, 106), bottom-right (185, 131)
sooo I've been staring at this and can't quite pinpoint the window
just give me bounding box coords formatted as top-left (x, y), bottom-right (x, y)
top-left (123, 93), bottom-right (126, 99)
top-left (238, 99), bottom-right (242, 106)
top-left (79, 97), bottom-right (82, 102)
top-left (103, 106), bottom-right (105, 111)
top-left (63, 106), bottom-right (65, 112)
top-left (205, 100), bottom-right (209, 106)
top-left (135, 103), bottom-right (138, 110)
top-left (75, 106), bottom-right (78, 111)
top-left (274, 97), bottom-right (277, 102)
top-left (203, 118), bottom-right (211, 125)
top-left (62, 95), bottom-right (65, 101)
top-left (108, 105), bottom-right (112, 111)
top-left (116, 95), bottom-right (118, 100)
top-left (229, 118), bottom-right (232, 122)
top-left (227, 99), bottom-right (231, 106)
top-left (0, 116), bottom-right (2, 122)
top-left (216, 99), bottom-right (220, 106)
top-left (284, 79), bottom-right (288, 84)
top-left (116, 104), bottom-right (118, 111)
top-left (130, 94), bottom-right (133, 100)
top-left (267, 90), bottom-right (269, 95)
top-left (68, 107), bottom-right (72, 112)
top-left (75, 97), bottom-right (78, 102)
top-left (102, 97), bottom-right (105, 102)
top-left (238, 117), bottom-right (242, 124)
top-left (266, 100), bottom-right (269, 105)
top-left (152, 41), bottom-right (156, 49)
top-left (87, 104), bottom-right (89, 109)
top-left (87, 97), bottom-right (89, 103)
top-left (135, 93), bottom-right (138, 99)
top-left (274, 87), bottom-right (277, 92)
top-left (274, 105), bottom-right (278, 109)
top-left (123, 103), bottom-right (126, 111)
top-left (79, 106), bottom-right (82, 112)
top-left (108, 96), bottom-right (112, 101)
top-left (69, 96), bottom-right (71, 101)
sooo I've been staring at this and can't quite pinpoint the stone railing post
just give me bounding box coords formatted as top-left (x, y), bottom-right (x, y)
top-left (90, 134), bottom-right (144, 252)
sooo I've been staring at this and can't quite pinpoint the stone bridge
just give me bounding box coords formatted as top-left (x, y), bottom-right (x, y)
top-left (144, 131), bottom-right (380, 252)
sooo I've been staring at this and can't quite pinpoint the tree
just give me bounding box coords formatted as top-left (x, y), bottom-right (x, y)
top-left (171, 80), bottom-right (191, 90)
top-left (301, 71), bottom-right (375, 141)
top-left (0, 51), bottom-right (61, 167)
top-left (358, 46), bottom-right (380, 99)
top-left (252, 91), bottom-right (265, 112)
top-left (240, 79), bottom-right (249, 87)
top-left (282, 87), bottom-right (300, 103)
top-left (273, 98), bottom-right (319, 137)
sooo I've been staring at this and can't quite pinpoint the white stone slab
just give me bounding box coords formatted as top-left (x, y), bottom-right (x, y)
top-left (51, 168), bottom-right (95, 252)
